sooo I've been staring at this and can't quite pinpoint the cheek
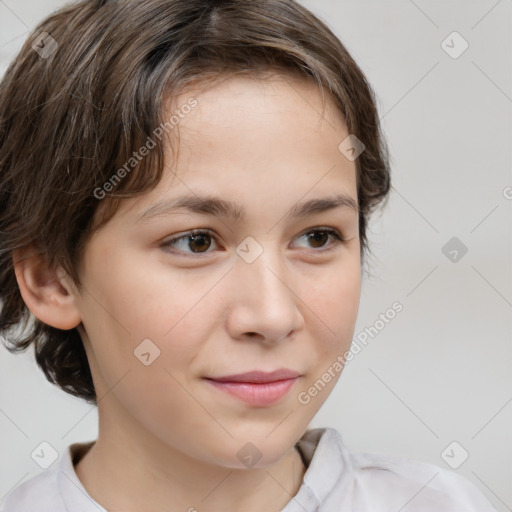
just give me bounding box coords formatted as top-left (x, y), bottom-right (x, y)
top-left (77, 249), bottom-right (202, 391)
top-left (83, 243), bottom-right (217, 338)
top-left (77, 253), bottom-right (214, 446)
top-left (297, 258), bottom-right (361, 396)
top-left (304, 259), bottom-right (361, 341)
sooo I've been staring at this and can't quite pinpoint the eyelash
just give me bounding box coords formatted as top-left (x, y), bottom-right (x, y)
top-left (162, 227), bottom-right (346, 257)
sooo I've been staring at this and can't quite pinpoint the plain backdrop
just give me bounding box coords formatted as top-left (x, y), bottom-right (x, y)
top-left (0, 0), bottom-right (511, 510)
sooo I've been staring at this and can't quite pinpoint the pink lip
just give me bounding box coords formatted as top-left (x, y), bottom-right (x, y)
top-left (205, 378), bottom-right (299, 406)
top-left (206, 369), bottom-right (300, 383)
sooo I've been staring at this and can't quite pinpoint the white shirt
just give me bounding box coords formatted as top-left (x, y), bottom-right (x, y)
top-left (0, 427), bottom-right (497, 512)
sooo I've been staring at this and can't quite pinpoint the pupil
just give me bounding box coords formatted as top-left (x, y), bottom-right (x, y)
top-left (190, 234), bottom-right (211, 252)
top-left (308, 231), bottom-right (327, 248)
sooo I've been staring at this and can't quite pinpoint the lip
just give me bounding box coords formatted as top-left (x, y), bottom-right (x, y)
top-left (205, 369), bottom-right (301, 383)
top-left (203, 369), bottom-right (301, 406)
top-left (205, 378), bottom-right (299, 406)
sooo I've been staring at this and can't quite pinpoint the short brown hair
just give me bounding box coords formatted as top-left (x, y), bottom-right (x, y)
top-left (0, 0), bottom-right (391, 405)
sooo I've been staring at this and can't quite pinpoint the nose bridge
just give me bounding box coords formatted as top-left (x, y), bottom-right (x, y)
top-left (235, 235), bottom-right (290, 300)
top-left (229, 235), bottom-right (302, 338)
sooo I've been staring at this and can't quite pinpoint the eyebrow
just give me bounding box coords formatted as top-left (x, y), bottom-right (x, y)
top-left (136, 192), bottom-right (358, 223)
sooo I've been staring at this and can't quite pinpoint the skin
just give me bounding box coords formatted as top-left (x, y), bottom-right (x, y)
top-left (14, 72), bottom-right (362, 512)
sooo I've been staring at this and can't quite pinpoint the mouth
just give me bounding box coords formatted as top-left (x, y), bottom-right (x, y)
top-left (203, 369), bottom-right (301, 406)
top-left (204, 378), bottom-right (300, 406)
top-left (205, 369), bottom-right (301, 383)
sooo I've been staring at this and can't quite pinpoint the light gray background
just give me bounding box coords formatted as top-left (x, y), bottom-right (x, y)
top-left (0, 0), bottom-right (510, 510)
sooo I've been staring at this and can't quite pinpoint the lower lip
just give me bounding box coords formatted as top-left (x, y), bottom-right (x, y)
top-left (205, 378), bottom-right (298, 406)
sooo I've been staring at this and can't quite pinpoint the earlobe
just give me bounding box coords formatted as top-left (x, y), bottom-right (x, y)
top-left (12, 245), bottom-right (82, 330)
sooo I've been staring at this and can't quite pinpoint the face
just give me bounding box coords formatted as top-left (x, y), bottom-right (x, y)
top-left (72, 73), bottom-right (361, 469)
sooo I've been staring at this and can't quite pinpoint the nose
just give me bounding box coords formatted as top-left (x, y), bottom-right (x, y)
top-left (225, 243), bottom-right (305, 344)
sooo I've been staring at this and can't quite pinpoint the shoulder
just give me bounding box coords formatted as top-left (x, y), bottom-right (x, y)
top-left (0, 464), bottom-right (64, 512)
top-left (299, 428), bottom-right (497, 512)
top-left (0, 441), bottom-right (95, 512)
top-left (347, 445), bottom-right (497, 511)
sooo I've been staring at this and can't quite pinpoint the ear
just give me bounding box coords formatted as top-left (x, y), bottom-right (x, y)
top-left (12, 245), bottom-right (82, 330)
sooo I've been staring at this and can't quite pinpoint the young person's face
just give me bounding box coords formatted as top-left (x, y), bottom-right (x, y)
top-left (73, 73), bottom-right (361, 468)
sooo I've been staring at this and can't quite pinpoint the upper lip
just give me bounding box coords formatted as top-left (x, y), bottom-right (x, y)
top-left (205, 369), bottom-right (301, 383)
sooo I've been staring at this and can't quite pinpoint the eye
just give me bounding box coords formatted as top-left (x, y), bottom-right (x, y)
top-left (163, 229), bottom-right (218, 255)
top-left (293, 227), bottom-right (345, 251)
top-left (162, 226), bottom-right (345, 257)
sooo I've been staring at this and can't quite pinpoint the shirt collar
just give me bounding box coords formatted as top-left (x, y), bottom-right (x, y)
top-left (281, 427), bottom-right (352, 512)
top-left (57, 440), bottom-right (107, 512)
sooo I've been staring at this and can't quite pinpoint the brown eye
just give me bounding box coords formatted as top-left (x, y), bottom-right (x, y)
top-left (294, 228), bottom-right (345, 251)
top-left (163, 230), bottom-right (218, 255)
top-left (187, 233), bottom-right (212, 253)
top-left (306, 231), bottom-right (330, 248)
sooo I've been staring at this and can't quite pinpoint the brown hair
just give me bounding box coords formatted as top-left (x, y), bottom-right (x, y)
top-left (0, 0), bottom-right (391, 405)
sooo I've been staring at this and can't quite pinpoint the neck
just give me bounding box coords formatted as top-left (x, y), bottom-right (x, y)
top-left (74, 411), bottom-right (307, 512)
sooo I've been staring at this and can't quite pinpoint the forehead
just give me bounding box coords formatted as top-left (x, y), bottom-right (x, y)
top-left (170, 72), bottom-right (345, 136)
top-left (167, 73), bottom-right (354, 177)
top-left (114, 73), bottom-right (357, 222)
